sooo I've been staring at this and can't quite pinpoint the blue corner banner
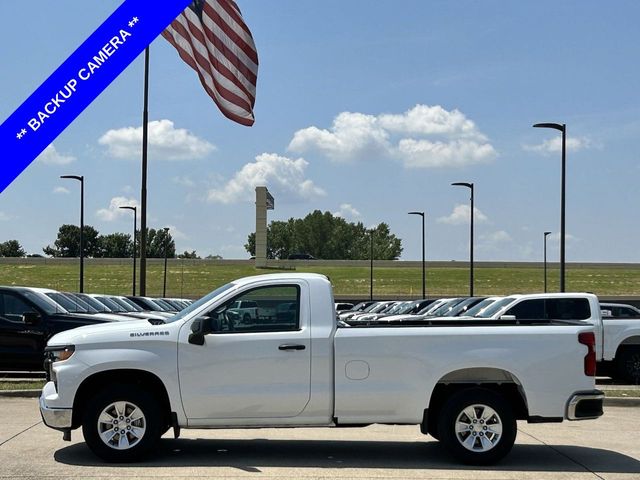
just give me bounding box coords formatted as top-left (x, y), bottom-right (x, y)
top-left (0, 0), bottom-right (193, 194)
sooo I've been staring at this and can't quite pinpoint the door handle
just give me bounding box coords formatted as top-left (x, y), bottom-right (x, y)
top-left (278, 344), bottom-right (306, 351)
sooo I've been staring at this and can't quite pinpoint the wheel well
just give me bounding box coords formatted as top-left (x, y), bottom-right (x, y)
top-left (426, 369), bottom-right (528, 435)
top-left (72, 369), bottom-right (172, 429)
top-left (618, 337), bottom-right (640, 349)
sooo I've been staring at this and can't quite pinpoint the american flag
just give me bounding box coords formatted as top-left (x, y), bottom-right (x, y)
top-left (162, 0), bottom-right (258, 126)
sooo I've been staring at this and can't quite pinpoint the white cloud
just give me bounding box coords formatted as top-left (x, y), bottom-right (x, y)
top-left (481, 230), bottom-right (512, 243)
top-left (52, 186), bottom-right (70, 195)
top-left (173, 175), bottom-right (196, 188)
top-left (37, 144), bottom-right (76, 165)
top-left (523, 136), bottom-right (593, 154)
top-left (437, 204), bottom-right (488, 225)
top-left (288, 104), bottom-right (497, 168)
top-left (289, 112), bottom-right (391, 162)
top-left (398, 139), bottom-right (496, 168)
top-left (99, 119), bottom-right (216, 160)
top-left (96, 196), bottom-right (140, 222)
top-left (378, 104), bottom-right (487, 140)
top-left (207, 153), bottom-right (326, 204)
top-left (549, 232), bottom-right (580, 243)
top-left (334, 203), bottom-right (361, 219)
top-left (166, 225), bottom-right (188, 240)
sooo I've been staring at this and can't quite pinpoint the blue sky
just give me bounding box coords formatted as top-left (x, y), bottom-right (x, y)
top-left (1, 1), bottom-right (639, 262)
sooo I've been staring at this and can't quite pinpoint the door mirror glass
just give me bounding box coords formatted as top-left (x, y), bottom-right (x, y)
top-left (188, 317), bottom-right (206, 345)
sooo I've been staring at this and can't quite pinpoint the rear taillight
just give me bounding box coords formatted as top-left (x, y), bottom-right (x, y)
top-left (578, 332), bottom-right (596, 377)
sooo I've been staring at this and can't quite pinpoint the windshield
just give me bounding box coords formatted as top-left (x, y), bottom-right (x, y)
top-left (95, 296), bottom-right (126, 312)
top-left (474, 296), bottom-right (517, 318)
top-left (464, 298), bottom-right (498, 317)
top-left (429, 298), bottom-right (463, 316)
top-left (117, 297), bottom-right (144, 311)
top-left (362, 302), bottom-right (381, 313)
top-left (448, 298), bottom-right (481, 317)
top-left (46, 292), bottom-right (93, 313)
top-left (164, 282), bottom-right (235, 324)
top-left (63, 293), bottom-right (99, 313)
top-left (21, 290), bottom-right (64, 315)
top-left (396, 301), bottom-right (418, 314)
top-left (77, 294), bottom-right (110, 312)
top-left (419, 299), bottom-right (447, 315)
top-left (350, 302), bottom-right (367, 311)
top-left (369, 303), bottom-right (393, 314)
top-left (152, 298), bottom-right (176, 311)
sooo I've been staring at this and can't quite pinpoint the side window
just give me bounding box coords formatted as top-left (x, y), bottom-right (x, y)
top-left (613, 306), bottom-right (640, 318)
top-left (0, 293), bottom-right (37, 322)
top-left (505, 299), bottom-right (545, 319)
top-left (544, 298), bottom-right (591, 320)
top-left (210, 285), bottom-right (300, 333)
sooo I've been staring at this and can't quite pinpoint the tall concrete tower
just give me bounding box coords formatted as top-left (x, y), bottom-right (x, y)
top-left (254, 186), bottom-right (274, 267)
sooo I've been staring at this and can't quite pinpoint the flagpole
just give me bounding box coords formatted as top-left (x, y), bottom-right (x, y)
top-left (139, 46), bottom-right (149, 296)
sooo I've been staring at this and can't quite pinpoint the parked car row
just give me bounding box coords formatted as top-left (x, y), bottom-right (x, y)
top-left (0, 285), bottom-right (193, 371)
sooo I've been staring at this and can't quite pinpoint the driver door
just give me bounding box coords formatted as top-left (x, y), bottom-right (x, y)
top-left (178, 282), bottom-right (311, 422)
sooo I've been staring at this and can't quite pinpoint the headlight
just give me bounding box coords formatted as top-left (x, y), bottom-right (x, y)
top-left (44, 345), bottom-right (75, 384)
top-left (46, 345), bottom-right (75, 362)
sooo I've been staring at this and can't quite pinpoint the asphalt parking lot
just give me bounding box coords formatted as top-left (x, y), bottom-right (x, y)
top-left (1, 398), bottom-right (639, 480)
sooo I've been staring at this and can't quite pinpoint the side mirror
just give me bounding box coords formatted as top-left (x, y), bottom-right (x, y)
top-left (22, 311), bottom-right (41, 326)
top-left (188, 318), bottom-right (206, 345)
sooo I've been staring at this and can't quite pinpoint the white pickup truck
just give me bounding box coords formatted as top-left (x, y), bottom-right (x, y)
top-left (39, 273), bottom-right (603, 465)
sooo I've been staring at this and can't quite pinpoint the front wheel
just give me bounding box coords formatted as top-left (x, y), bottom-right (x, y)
top-left (82, 386), bottom-right (162, 462)
top-left (437, 388), bottom-right (516, 465)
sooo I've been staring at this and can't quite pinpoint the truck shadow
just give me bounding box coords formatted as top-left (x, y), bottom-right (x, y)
top-left (55, 438), bottom-right (640, 474)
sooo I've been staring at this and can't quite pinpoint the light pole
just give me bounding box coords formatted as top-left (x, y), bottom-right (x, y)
top-left (544, 231), bottom-right (552, 293)
top-left (452, 182), bottom-right (474, 296)
top-left (369, 229), bottom-right (374, 301)
top-left (119, 206), bottom-right (137, 296)
top-left (60, 175), bottom-right (84, 292)
top-left (163, 227), bottom-right (170, 297)
top-left (533, 122), bottom-right (567, 292)
top-left (408, 211), bottom-right (426, 298)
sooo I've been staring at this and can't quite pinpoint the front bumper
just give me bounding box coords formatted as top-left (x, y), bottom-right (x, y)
top-left (39, 381), bottom-right (72, 430)
top-left (567, 389), bottom-right (604, 420)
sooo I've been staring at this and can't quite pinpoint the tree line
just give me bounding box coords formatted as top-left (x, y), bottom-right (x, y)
top-left (245, 210), bottom-right (403, 260)
top-left (0, 225), bottom-right (202, 259)
top-left (2, 211), bottom-right (404, 260)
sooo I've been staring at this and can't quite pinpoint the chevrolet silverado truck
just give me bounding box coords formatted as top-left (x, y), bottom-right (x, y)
top-left (39, 273), bottom-right (603, 464)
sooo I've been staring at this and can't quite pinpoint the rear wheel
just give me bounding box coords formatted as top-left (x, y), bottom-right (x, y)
top-left (437, 388), bottom-right (516, 465)
top-left (615, 347), bottom-right (640, 384)
top-left (82, 386), bottom-right (162, 462)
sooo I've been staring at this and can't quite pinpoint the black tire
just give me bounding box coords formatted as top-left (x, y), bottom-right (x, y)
top-left (82, 385), bottom-right (163, 462)
top-left (615, 347), bottom-right (640, 384)
top-left (427, 424), bottom-right (440, 441)
top-left (437, 388), bottom-right (516, 465)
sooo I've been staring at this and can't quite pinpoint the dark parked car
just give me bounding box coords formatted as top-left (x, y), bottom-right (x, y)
top-left (0, 287), bottom-right (113, 371)
top-left (287, 253), bottom-right (315, 260)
